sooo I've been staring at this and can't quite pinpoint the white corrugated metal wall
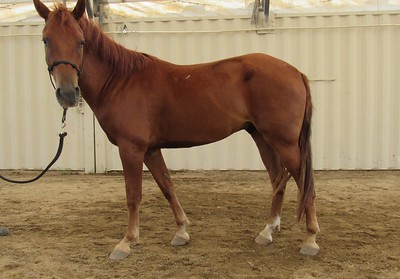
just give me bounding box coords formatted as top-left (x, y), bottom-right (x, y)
top-left (1, 11), bottom-right (399, 171)
top-left (0, 23), bottom-right (95, 171)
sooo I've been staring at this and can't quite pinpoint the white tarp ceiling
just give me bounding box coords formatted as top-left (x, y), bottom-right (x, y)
top-left (0, 0), bottom-right (399, 22)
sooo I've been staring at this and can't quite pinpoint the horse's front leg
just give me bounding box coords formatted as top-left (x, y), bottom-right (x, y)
top-left (144, 148), bottom-right (190, 246)
top-left (109, 143), bottom-right (145, 260)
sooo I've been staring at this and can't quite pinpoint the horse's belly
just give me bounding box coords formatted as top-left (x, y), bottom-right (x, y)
top-left (156, 119), bottom-right (243, 149)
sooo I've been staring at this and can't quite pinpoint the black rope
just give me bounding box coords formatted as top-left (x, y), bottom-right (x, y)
top-left (0, 109), bottom-right (68, 184)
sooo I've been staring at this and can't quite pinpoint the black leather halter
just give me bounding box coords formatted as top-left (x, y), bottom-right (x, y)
top-left (48, 60), bottom-right (82, 76)
top-left (48, 60), bottom-right (83, 89)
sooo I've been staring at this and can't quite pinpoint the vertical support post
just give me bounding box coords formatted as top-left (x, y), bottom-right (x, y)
top-left (98, 0), bottom-right (105, 28)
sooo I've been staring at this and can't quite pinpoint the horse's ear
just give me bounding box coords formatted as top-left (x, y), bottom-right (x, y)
top-left (33, 0), bottom-right (50, 20)
top-left (72, 0), bottom-right (86, 20)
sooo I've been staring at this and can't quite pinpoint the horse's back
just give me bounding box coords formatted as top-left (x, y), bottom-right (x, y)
top-left (142, 53), bottom-right (308, 148)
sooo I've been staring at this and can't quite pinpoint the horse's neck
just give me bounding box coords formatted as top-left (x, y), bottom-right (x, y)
top-left (79, 50), bottom-right (114, 111)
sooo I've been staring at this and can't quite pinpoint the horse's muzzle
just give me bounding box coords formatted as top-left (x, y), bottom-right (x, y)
top-left (56, 86), bottom-right (81, 108)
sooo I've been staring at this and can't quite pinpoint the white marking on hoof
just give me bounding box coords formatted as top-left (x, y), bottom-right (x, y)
top-left (300, 242), bottom-right (320, 256)
top-left (255, 216), bottom-right (280, 245)
top-left (171, 232), bottom-right (190, 246)
top-left (255, 232), bottom-right (272, 245)
top-left (301, 233), bottom-right (319, 256)
top-left (109, 244), bottom-right (131, 260)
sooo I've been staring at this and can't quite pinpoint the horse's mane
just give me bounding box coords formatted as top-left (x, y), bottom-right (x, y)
top-left (50, 4), bottom-right (152, 75)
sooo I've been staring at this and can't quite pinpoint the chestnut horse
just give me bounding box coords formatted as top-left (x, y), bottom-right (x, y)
top-left (33, 0), bottom-right (320, 259)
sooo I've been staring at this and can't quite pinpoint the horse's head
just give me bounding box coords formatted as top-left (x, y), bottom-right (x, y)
top-left (33, 0), bottom-right (86, 108)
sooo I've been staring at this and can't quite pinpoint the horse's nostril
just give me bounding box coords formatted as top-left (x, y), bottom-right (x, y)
top-left (75, 87), bottom-right (81, 95)
top-left (56, 88), bottom-right (61, 98)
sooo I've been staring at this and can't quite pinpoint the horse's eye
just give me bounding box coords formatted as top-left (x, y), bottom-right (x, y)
top-left (42, 38), bottom-right (48, 46)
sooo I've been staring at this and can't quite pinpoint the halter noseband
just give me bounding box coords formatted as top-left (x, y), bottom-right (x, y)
top-left (47, 60), bottom-right (83, 90)
top-left (48, 60), bottom-right (82, 76)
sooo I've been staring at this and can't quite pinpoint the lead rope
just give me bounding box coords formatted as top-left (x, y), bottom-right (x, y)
top-left (0, 108), bottom-right (68, 184)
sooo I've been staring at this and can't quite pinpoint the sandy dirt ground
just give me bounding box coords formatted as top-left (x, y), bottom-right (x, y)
top-left (0, 170), bottom-right (399, 278)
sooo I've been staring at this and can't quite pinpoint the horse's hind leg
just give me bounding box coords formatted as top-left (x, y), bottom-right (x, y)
top-left (272, 142), bottom-right (320, 255)
top-left (144, 148), bottom-right (190, 246)
top-left (251, 131), bottom-right (291, 245)
top-left (252, 130), bottom-right (320, 255)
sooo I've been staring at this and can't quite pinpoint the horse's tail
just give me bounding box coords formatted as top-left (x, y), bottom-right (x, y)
top-left (297, 73), bottom-right (314, 222)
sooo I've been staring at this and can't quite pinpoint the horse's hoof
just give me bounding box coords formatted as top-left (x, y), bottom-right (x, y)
top-left (300, 242), bottom-right (320, 256)
top-left (171, 233), bottom-right (189, 246)
top-left (109, 246), bottom-right (130, 260)
top-left (255, 233), bottom-right (272, 245)
top-left (0, 227), bottom-right (9, 236)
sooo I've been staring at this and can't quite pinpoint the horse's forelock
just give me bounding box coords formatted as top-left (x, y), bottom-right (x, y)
top-left (48, 3), bottom-right (76, 24)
